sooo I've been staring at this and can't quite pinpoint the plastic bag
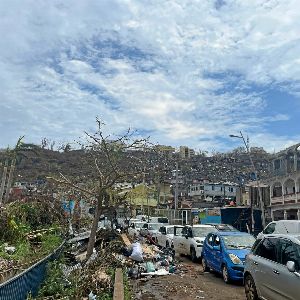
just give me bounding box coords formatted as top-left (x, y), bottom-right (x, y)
top-left (130, 242), bottom-right (143, 262)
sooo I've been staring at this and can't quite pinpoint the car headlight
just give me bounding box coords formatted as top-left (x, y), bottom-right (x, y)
top-left (229, 253), bottom-right (242, 265)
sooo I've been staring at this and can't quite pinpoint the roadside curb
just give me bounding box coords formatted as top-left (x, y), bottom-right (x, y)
top-left (113, 268), bottom-right (124, 300)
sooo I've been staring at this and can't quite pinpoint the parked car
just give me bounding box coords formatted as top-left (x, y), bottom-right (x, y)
top-left (140, 223), bottom-right (163, 237)
top-left (128, 221), bottom-right (146, 238)
top-left (206, 223), bottom-right (239, 232)
top-left (202, 231), bottom-right (256, 283)
top-left (173, 225), bottom-right (217, 262)
top-left (257, 220), bottom-right (300, 239)
top-left (244, 234), bottom-right (300, 300)
top-left (153, 225), bottom-right (183, 248)
top-left (150, 216), bottom-right (169, 224)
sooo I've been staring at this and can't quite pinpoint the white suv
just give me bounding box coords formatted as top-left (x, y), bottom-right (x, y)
top-left (154, 225), bottom-right (183, 248)
top-left (257, 220), bottom-right (300, 239)
top-left (173, 225), bottom-right (217, 262)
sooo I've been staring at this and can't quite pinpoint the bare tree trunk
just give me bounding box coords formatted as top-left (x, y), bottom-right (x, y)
top-left (0, 162), bottom-right (8, 204)
top-left (4, 159), bottom-right (16, 203)
top-left (86, 193), bottom-right (103, 259)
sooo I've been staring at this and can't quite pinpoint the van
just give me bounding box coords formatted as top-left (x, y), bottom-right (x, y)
top-left (257, 220), bottom-right (300, 239)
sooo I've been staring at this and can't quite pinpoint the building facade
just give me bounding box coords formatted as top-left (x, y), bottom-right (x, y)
top-left (179, 146), bottom-right (195, 159)
top-left (267, 143), bottom-right (300, 220)
top-left (188, 181), bottom-right (237, 202)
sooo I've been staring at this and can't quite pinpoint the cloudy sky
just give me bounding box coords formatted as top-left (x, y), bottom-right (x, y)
top-left (1, 0), bottom-right (300, 152)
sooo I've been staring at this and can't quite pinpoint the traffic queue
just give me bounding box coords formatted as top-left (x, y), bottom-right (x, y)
top-left (125, 216), bottom-right (300, 300)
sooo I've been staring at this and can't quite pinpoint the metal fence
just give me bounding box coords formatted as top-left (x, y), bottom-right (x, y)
top-left (0, 241), bottom-right (65, 300)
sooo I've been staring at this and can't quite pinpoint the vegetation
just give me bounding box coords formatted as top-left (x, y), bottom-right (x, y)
top-left (0, 200), bottom-right (66, 276)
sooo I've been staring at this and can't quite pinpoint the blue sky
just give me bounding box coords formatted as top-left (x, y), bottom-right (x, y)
top-left (0, 0), bottom-right (300, 152)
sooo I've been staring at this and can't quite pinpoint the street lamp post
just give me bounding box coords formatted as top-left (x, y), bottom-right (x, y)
top-left (229, 131), bottom-right (266, 231)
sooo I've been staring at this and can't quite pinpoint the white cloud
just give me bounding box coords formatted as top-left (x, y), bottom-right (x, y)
top-left (0, 0), bottom-right (300, 151)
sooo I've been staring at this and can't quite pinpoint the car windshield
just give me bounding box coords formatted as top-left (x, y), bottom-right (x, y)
top-left (193, 227), bottom-right (217, 237)
top-left (223, 235), bottom-right (256, 249)
top-left (167, 227), bottom-right (182, 235)
top-left (134, 222), bottom-right (145, 229)
top-left (148, 224), bottom-right (161, 230)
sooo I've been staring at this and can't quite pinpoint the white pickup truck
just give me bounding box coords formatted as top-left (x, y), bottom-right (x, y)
top-left (173, 225), bottom-right (217, 262)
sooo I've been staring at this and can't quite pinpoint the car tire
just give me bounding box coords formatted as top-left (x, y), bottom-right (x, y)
top-left (245, 274), bottom-right (259, 300)
top-left (190, 247), bottom-right (197, 262)
top-left (202, 257), bottom-right (210, 272)
top-left (222, 264), bottom-right (230, 284)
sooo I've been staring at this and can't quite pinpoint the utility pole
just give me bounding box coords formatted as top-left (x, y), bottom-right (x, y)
top-left (175, 162), bottom-right (179, 210)
top-left (229, 132), bottom-right (266, 230)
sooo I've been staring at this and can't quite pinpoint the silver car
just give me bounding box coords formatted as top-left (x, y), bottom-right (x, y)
top-left (244, 234), bottom-right (300, 300)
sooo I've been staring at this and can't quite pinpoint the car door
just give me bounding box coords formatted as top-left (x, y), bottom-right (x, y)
top-left (275, 238), bottom-right (300, 300)
top-left (174, 226), bottom-right (187, 254)
top-left (211, 235), bottom-right (223, 273)
top-left (205, 233), bottom-right (215, 269)
top-left (252, 237), bottom-right (282, 300)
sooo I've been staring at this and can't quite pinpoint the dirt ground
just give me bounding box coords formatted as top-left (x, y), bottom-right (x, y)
top-left (130, 256), bottom-right (245, 300)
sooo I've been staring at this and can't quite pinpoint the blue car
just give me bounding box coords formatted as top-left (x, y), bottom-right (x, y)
top-left (202, 231), bottom-right (256, 283)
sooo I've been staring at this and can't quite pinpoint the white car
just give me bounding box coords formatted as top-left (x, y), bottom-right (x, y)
top-left (128, 221), bottom-right (146, 238)
top-left (140, 223), bottom-right (163, 237)
top-left (257, 220), bottom-right (300, 239)
top-left (173, 225), bottom-right (217, 262)
top-left (154, 225), bottom-right (183, 248)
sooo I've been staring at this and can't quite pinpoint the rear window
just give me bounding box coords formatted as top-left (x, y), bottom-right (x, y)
top-left (157, 217), bottom-right (169, 223)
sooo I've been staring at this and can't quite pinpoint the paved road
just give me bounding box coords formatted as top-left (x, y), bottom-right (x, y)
top-left (131, 256), bottom-right (245, 300)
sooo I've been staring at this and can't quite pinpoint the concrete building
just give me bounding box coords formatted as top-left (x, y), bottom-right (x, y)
top-left (267, 143), bottom-right (300, 220)
top-left (179, 146), bottom-right (195, 159)
top-left (188, 181), bottom-right (237, 202)
top-left (154, 145), bottom-right (175, 158)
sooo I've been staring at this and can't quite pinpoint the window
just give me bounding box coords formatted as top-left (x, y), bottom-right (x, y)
top-left (263, 223), bottom-right (276, 234)
top-left (214, 235), bottom-right (220, 246)
top-left (181, 227), bottom-right (188, 236)
top-left (252, 238), bottom-right (262, 252)
top-left (278, 239), bottom-right (300, 271)
top-left (207, 234), bottom-right (214, 246)
top-left (255, 238), bottom-right (279, 262)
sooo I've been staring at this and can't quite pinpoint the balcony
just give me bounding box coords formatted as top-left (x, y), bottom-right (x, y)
top-left (271, 196), bottom-right (283, 205)
top-left (284, 193), bottom-right (296, 203)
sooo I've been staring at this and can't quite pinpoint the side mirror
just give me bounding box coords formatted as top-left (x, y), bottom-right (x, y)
top-left (287, 261), bottom-right (296, 273)
top-left (213, 245), bottom-right (221, 251)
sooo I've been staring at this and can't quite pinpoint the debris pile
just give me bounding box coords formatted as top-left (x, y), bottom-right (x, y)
top-left (121, 235), bottom-right (178, 281)
top-left (37, 229), bottom-right (126, 299)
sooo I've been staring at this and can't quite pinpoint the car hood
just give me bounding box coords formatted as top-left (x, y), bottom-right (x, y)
top-left (227, 248), bottom-right (251, 260)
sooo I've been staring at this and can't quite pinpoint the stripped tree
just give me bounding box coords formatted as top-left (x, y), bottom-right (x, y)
top-left (48, 118), bottom-right (149, 259)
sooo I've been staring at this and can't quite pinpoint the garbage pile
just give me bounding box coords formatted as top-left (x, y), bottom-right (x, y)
top-left (121, 238), bottom-right (177, 281)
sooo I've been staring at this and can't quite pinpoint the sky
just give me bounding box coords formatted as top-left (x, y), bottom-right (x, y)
top-left (0, 0), bottom-right (300, 153)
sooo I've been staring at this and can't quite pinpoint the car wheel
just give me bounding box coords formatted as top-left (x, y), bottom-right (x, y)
top-left (222, 265), bottom-right (230, 284)
top-left (190, 248), bottom-right (197, 262)
top-left (202, 257), bottom-right (209, 272)
top-left (245, 275), bottom-right (258, 300)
